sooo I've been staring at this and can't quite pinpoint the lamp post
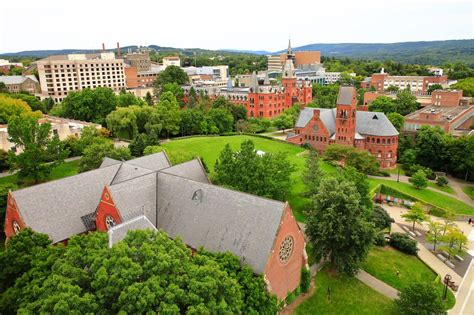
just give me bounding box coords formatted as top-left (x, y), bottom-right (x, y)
top-left (443, 274), bottom-right (452, 300)
top-left (397, 168), bottom-right (400, 183)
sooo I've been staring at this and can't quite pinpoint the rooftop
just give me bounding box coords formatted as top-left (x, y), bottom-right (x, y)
top-left (405, 105), bottom-right (473, 122)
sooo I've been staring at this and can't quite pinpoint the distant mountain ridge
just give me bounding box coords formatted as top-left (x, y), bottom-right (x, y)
top-left (1, 39), bottom-right (473, 66)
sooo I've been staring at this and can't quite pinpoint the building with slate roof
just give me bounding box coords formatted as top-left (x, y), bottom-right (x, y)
top-left (4, 152), bottom-right (306, 299)
top-left (0, 75), bottom-right (40, 94)
top-left (288, 86), bottom-right (399, 168)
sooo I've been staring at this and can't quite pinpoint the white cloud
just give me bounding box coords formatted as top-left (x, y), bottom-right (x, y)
top-left (0, 0), bottom-right (472, 52)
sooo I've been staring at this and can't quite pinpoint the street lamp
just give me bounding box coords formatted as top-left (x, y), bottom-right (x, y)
top-left (397, 168), bottom-right (400, 183)
top-left (443, 274), bottom-right (452, 300)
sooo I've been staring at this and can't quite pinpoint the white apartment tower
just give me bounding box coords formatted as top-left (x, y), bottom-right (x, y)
top-left (37, 52), bottom-right (126, 102)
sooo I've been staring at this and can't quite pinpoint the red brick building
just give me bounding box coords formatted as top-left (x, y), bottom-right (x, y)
top-left (183, 44), bottom-right (312, 119)
top-left (288, 86), bottom-right (399, 168)
top-left (4, 153), bottom-right (307, 300)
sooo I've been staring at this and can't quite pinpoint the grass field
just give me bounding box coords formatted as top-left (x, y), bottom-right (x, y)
top-left (361, 246), bottom-right (455, 310)
top-left (369, 178), bottom-right (474, 215)
top-left (463, 186), bottom-right (474, 200)
top-left (295, 267), bottom-right (397, 315)
top-left (0, 160), bottom-right (80, 187)
top-left (162, 135), bottom-right (335, 222)
top-left (427, 182), bottom-right (455, 194)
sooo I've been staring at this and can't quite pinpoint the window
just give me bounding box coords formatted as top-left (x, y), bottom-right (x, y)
top-left (12, 220), bottom-right (21, 234)
top-left (279, 235), bottom-right (294, 264)
top-left (105, 215), bottom-right (116, 229)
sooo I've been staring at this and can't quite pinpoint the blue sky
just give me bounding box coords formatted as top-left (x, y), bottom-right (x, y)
top-left (1, 0), bottom-right (472, 53)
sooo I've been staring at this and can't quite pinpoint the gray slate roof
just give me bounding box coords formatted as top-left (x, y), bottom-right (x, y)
top-left (108, 215), bottom-right (157, 248)
top-left (109, 172), bottom-right (158, 225)
top-left (161, 159), bottom-right (209, 184)
top-left (100, 157), bottom-right (121, 168)
top-left (337, 86), bottom-right (355, 105)
top-left (295, 107), bottom-right (398, 136)
top-left (111, 163), bottom-right (154, 185)
top-left (0, 75), bottom-right (38, 85)
top-left (126, 152), bottom-right (171, 171)
top-left (156, 172), bottom-right (285, 273)
top-left (12, 164), bottom-right (121, 243)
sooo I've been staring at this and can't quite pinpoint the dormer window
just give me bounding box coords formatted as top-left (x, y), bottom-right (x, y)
top-left (12, 220), bottom-right (21, 234)
top-left (372, 114), bottom-right (378, 120)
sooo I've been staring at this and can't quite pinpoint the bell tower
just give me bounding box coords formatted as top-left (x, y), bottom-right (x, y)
top-left (335, 86), bottom-right (357, 146)
top-left (281, 39), bottom-right (297, 109)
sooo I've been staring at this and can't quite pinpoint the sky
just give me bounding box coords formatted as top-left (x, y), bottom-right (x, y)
top-left (1, 0), bottom-right (473, 53)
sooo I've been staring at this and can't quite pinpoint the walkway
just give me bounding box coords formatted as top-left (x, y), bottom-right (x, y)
top-left (0, 156), bottom-right (81, 178)
top-left (356, 269), bottom-right (399, 300)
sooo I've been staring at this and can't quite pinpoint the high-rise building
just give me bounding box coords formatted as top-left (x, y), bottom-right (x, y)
top-left (37, 52), bottom-right (126, 102)
top-left (267, 41), bottom-right (321, 71)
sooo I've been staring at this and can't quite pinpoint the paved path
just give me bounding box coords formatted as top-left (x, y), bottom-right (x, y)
top-left (356, 269), bottom-right (399, 300)
top-left (0, 156), bottom-right (81, 178)
top-left (450, 259), bottom-right (474, 315)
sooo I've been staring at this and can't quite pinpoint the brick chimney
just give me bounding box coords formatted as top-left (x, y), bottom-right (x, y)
top-left (116, 42), bottom-right (121, 58)
top-left (102, 43), bottom-right (105, 52)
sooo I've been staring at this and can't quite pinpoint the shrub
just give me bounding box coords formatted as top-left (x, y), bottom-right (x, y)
top-left (409, 170), bottom-right (428, 189)
top-left (300, 268), bottom-right (311, 293)
top-left (0, 149), bottom-right (9, 171)
top-left (294, 286), bottom-right (301, 297)
top-left (374, 232), bottom-right (387, 246)
top-left (285, 292), bottom-right (296, 305)
top-left (436, 176), bottom-right (448, 187)
top-left (389, 233), bottom-right (419, 255)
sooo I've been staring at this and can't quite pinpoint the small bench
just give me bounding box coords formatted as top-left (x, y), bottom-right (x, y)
top-left (437, 254), bottom-right (447, 262)
top-left (414, 231), bottom-right (422, 237)
top-left (402, 225), bottom-right (409, 232)
top-left (408, 231), bottom-right (416, 238)
top-left (455, 255), bottom-right (464, 262)
top-left (445, 260), bottom-right (455, 269)
top-left (441, 251), bottom-right (449, 258)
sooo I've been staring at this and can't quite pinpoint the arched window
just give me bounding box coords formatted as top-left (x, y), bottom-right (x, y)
top-left (377, 138), bottom-right (380, 144)
top-left (388, 151), bottom-right (392, 158)
top-left (387, 138), bottom-right (391, 144)
top-left (382, 139), bottom-right (386, 144)
top-left (377, 151), bottom-right (382, 158)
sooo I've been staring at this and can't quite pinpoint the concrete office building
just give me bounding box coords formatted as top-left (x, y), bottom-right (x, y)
top-left (37, 52), bottom-right (126, 102)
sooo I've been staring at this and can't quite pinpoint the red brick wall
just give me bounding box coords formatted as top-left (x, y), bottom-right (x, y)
top-left (264, 203), bottom-right (306, 300)
top-left (4, 192), bottom-right (26, 240)
top-left (363, 136), bottom-right (398, 168)
top-left (95, 186), bottom-right (122, 232)
top-left (363, 92), bottom-right (385, 105)
top-left (431, 90), bottom-right (462, 107)
top-left (371, 74), bottom-right (387, 91)
top-left (124, 67), bottom-right (138, 88)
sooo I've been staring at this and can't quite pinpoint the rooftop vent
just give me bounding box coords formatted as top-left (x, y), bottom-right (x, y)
top-left (192, 189), bottom-right (203, 203)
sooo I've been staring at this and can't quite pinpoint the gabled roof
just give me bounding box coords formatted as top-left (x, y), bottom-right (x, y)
top-left (156, 172), bottom-right (285, 273)
top-left (0, 75), bottom-right (38, 85)
top-left (336, 86), bottom-right (355, 105)
top-left (161, 159), bottom-right (209, 184)
top-left (12, 164), bottom-right (121, 243)
top-left (108, 215), bottom-right (157, 248)
top-left (295, 108), bottom-right (398, 137)
top-left (109, 172), bottom-right (158, 225)
top-left (111, 163), bottom-right (154, 185)
top-left (99, 157), bottom-right (121, 168)
top-left (125, 152), bottom-right (171, 171)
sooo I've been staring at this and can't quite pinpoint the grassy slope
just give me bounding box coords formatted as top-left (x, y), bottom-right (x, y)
top-left (368, 178), bottom-right (474, 215)
top-left (463, 186), bottom-right (474, 200)
top-left (427, 182), bottom-right (455, 194)
top-left (295, 268), bottom-right (397, 315)
top-left (361, 246), bottom-right (455, 310)
top-left (162, 135), bottom-right (335, 222)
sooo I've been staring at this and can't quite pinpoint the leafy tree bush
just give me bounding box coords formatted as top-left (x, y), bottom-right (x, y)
top-left (0, 229), bottom-right (277, 314)
top-left (374, 231), bottom-right (387, 246)
top-left (214, 140), bottom-right (295, 200)
top-left (387, 112), bottom-right (405, 131)
top-left (0, 94), bottom-right (41, 124)
top-left (409, 170), bottom-right (428, 189)
top-left (8, 93), bottom-right (46, 113)
top-left (300, 268), bottom-right (311, 293)
top-left (395, 282), bottom-right (444, 315)
top-left (436, 176), bottom-right (448, 187)
top-left (372, 205), bottom-right (395, 231)
top-left (79, 141), bottom-right (131, 172)
top-left (0, 149), bottom-right (8, 171)
top-left (389, 233), bottom-right (418, 255)
top-left (402, 202), bottom-right (427, 231)
top-left (324, 144), bottom-right (379, 175)
top-left (302, 149), bottom-right (323, 197)
top-left (305, 175), bottom-right (375, 276)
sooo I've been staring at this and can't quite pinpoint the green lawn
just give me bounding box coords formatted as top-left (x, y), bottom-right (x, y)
top-left (162, 135), bottom-right (335, 222)
top-left (369, 178), bottom-right (474, 215)
top-left (0, 160), bottom-right (80, 187)
top-left (427, 182), bottom-right (455, 194)
top-left (295, 267), bottom-right (397, 315)
top-left (463, 186), bottom-right (474, 200)
top-left (387, 165), bottom-right (405, 176)
top-left (361, 246), bottom-right (455, 310)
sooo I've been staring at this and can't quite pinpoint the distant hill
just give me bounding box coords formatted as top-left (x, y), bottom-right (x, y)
top-left (1, 39), bottom-right (473, 67)
top-left (277, 40), bottom-right (474, 67)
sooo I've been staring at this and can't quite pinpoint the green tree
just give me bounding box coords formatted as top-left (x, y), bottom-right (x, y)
top-left (157, 91), bottom-right (181, 137)
top-left (414, 126), bottom-right (449, 171)
top-left (368, 96), bottom-right (397, 114)
top-left (427, 84), bottom-right (443, 94)
top-left (400, 148), bottom-right (417, 170)
top-left (305, 175), bottom-right (375, 276)
top-left (426, 220), bottom-right (443, 251)
top-left (62, 87), bottom-right (117, 124)
top-left (396, 282), bottom-right (444, 315)
top-left (302, 149), bottom-right (323, 197)
top-left (207, 108), bottom-right (234, 134)
top-left (7, 117), bottom-right (68, 184)
top-left (162, 82), bottom-right (185, 105)
top-left (451, 77), bottom-right (474, 96)
top-left (273, 114), bottom-right (294, 132)
top-left (153, 65), bottom-right (188, 95)
top-left (387, 112), bottom-right (405, 131)
top-left (9, 93), bottom-right (46, 113)
top-left (144, 91), bottom-right (154, 105)
top-left (79, 141), bottom-right (131, 172)
top-left (395, 91), bottom-right (419, 115)
top-left (116, 92), bottom-right (145, 107)
top-left (106, 106), bottom-right (139, 139)
top-left (386, 85), bottom-right (399, 92)
top-left (214, 140), bottom-right (295, 200)
top-left (401, 202), bottom-right (426, 231)
top-left (409, 170), bottom-right (428, 190)
top-left (128, 133), bottom-right (149, 157)
top-left (440, 226), bottom-right (468, 261)
top-left (372, 205), bottom-right (394, 232)
top-left (0, 82), bottom-right (7, 93)
top-left (0, 94), bottom-right (41, 124)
